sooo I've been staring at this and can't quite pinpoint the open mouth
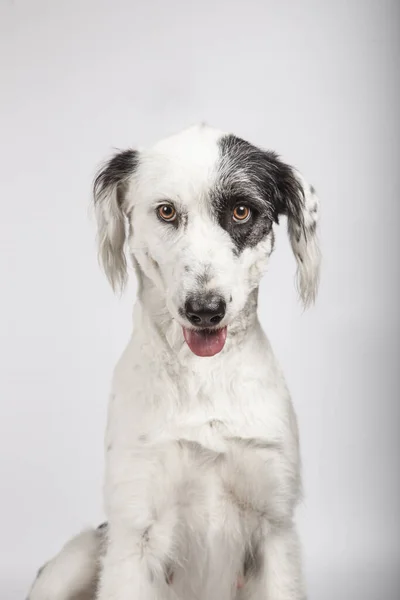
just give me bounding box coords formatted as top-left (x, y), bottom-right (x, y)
top-left (182, 326), bottom-right (228, 357)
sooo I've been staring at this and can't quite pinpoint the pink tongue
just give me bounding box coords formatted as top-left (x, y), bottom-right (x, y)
top-left (183, 327), bottom-right (227, 357)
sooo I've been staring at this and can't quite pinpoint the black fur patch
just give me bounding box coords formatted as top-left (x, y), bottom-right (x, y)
top-left (243, 542), bottom-right (263, 578)
top-left (93, 149), bottom-right (138, 207)
top-left (215, 135), bottom-right (305, 252)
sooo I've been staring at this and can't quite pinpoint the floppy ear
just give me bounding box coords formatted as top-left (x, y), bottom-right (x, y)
top-left (287, 172), bottom-right (321, 307)
top-left (93, 149), bottom-right (138, 291)
top-left (270, 158), bottom-right (321, 308)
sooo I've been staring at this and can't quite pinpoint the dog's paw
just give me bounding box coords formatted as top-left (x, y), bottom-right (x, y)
top-left (27, 529), bottom-right (101, 600)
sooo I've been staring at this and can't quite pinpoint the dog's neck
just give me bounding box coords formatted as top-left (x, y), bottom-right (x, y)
top-left (132, 268), bottom-right (260, 359)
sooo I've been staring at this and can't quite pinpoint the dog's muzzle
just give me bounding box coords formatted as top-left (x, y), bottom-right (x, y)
top-left (184, 294), bottom-right (226, 327)
top-left (181, 293), bottom-right (227, 358)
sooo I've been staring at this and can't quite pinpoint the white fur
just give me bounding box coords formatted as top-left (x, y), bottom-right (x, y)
top-left (289, 171), bottom-right (320, 307)
top-left (28, 125), bottom-right (320, 600)
top-left (28, 529), bottom-right (102, 600)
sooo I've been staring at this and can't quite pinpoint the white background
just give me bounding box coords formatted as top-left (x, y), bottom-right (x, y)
top-left (1, 1), bottom-right (399, 598)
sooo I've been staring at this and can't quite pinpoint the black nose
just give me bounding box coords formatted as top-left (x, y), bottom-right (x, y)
top-left (185, 295), bottom-right (226, 327)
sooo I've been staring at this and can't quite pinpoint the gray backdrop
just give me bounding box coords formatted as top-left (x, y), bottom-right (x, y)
top-left (0, 1), bottom-right (399, 598)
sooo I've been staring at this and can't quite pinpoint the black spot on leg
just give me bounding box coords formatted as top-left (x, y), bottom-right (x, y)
top-left (165, 563), bottom-right (174, 584)
top-left (243, 542), bottom-right (263, 579)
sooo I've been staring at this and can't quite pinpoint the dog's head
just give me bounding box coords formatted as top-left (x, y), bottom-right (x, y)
top-left (93, 125), bottom-right (320, 357)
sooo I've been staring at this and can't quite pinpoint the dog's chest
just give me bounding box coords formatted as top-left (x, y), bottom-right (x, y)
top-left (109, 343), bottom-right (288, 455)
top-left (107, 340), bottom-right (295, 538)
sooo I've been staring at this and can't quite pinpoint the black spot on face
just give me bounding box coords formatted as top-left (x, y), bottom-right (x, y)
top-left (195, 266), bottom-right (211, 287)
top-left (214, 135), bottom-right (304, 253)
top-left (214, 190), bottom-right (273, 253)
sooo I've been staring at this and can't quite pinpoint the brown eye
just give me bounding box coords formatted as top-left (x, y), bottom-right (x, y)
top-left (232, 205), bottom-right (251, 223)
top-left (157, 204), bottom-right (177, 222)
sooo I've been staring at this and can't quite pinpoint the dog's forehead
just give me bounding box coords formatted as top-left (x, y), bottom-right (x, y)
top-left (150, 124), bottom-right (224, 159)
top-left (135, 125), bottom-right (225, 203)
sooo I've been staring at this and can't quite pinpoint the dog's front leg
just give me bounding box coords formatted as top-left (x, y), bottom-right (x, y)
top-left (97, 443), bottom-right (183, 600)
top-left (233, 437), bottom-right (306, 600)
top-left (260, 450), bottom-right (306, 600)
top-left (239, 525), bottom-right (305, 600)
top-left (97, 530), bottom-right (173, 600)
top-left (259, 445), bottom-right (306, 600)
top-left (264, 524), bottom-right (306, 600)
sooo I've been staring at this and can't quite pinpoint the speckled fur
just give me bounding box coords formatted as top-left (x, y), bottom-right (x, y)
top-left (28, 125), bottom-right (320, 600)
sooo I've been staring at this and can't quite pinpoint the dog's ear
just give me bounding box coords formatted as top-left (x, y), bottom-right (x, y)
top-left (269, 156), bottom-right (321, 307)
top-left (93, 149), bottom-right (138, 291)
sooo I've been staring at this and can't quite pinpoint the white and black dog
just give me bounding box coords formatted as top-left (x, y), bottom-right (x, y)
top-left (28, 124), bottom-right (320, 600)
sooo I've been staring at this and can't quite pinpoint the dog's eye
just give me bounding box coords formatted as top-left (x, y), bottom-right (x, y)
top-left (232, 205), bottom-right (251, 223)
top-left (157, 204), bottom-right (177, 222)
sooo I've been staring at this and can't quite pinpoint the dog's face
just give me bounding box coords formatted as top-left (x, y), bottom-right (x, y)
top-left (94, 125), bottom-right (320, 356)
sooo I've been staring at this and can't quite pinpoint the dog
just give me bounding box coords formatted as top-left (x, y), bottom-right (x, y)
top-left (28, 124), bottom-right (320, 600)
